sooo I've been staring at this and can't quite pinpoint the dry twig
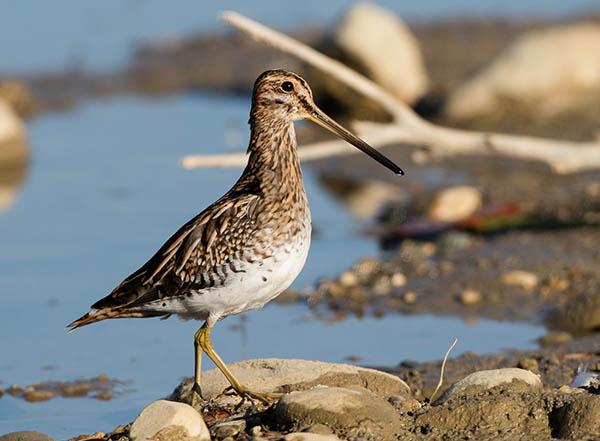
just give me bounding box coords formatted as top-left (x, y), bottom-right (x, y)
top-left (429, 337), bottom-right (458, 403)
top-left (180, 11), bottom-right (600, 173)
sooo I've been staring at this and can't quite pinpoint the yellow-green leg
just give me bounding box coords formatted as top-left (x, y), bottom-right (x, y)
top-left (194, 323), bottom-right (281, 404)
top-left (191, 326), bottom-right (205, 407)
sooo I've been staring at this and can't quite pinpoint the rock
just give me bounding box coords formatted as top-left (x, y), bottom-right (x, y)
top-left (284, 434), bottom-right (340, 441)
top-left (429, 186), bottom-right (482, 223)
top-left (129, 400), bottom-right (209, 441)
top-left (22, 389), bottom-right (54, 402)
top-left (0, 433), bottom-right (54, 441)
top-left (274, 386), bottom-right (403, 441)
top-left (334, 3), bottom-right (429, 104)
top-left (390, 272), bottom-right (407, 287)
top-left (551, 395), bottom-right (600, 439)
top-left (438, 368), bottom-right (542, 403)
top-left (0, 80), bottom-right (37, 119)
top-left (172, 359), bottom-right (409, 401)
top-left (212, 420), bottom-right (246, 439)
top-left (502, 270), bottom-right (539, 290)
top-left (459, 289), bottom-right (481, 305)
top-left (447, 23), bottom-right (600, 120)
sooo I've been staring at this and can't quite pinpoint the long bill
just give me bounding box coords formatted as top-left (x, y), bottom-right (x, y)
top-left (306, 107), bottom-right (404, 176)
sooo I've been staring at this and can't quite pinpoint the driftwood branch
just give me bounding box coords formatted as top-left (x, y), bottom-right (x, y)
top-left (180, 11), bottom-right (600, 174)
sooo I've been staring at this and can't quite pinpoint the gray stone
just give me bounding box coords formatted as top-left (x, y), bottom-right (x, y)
top-left (273, 386), bottom-right (403, 441)
top-left (438, 368), bottom-right (542, 403)
top-left (129, 399), bottom-right (210, 441)
top-left (173, 358), bottom-right (409, 402)
top-left (0, 433), bottom-right (54, 441)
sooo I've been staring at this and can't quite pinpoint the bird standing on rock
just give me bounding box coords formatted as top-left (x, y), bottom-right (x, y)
top-left (68, 69), bottom-right (403, 404)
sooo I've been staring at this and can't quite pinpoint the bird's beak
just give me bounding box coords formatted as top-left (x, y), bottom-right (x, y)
top-left (306, 105), bottom-right (404, 175)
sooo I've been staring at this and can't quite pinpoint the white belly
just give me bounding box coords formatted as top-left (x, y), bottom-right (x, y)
top-left (165, 231), bottom-right (311, 321)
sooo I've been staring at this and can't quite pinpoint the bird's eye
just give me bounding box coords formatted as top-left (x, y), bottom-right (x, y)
top-left (281, 81), bottom-right (294, 92)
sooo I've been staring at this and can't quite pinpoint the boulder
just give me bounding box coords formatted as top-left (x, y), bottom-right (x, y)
top-left (447, 23), bottom-right (600, 120)
top-left (274, 386), bottom-right (403, 441)
top-left (129, 400), bottom-right (210, 441)
top-left (437, 368), bottom-right (542, 403)
top-left (334, 3), bottom-right (429, 105)
top-left (172, 358), bottom-right (409, 402)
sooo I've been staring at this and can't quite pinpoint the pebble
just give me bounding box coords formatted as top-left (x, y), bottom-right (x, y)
top-left (402, 291), bottom-right (417, 304)
top-left (429, 186), bottom-right (482, 223)
top-left (213, 420), bottom-right (246, 438)
top-left (23, 390), bottom-right (54, 403)
top-left (516, 358), bottom-right (539, 373)
top-left (502, 270), bottom-right (539, 290)
top-left (338, 271), bottom-right (358, 287)
top-left (390, 272), bottom-right (407, 287)
top-left (459, 289), bottom-right (481, 305)
top-left (284, 434), bottom-right (341, 441)
top-left (129, 400), bottom-right (210, 441)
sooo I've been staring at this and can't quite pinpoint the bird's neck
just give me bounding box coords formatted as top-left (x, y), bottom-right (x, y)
top-left (243, 115), bottom-right (305, 198)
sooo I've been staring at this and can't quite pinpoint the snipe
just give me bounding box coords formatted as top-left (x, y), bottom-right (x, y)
top-left (68, 69), bottom-right (403, 404)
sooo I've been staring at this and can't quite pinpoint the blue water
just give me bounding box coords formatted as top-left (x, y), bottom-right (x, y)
top-left (0, 1), bottom-right (565, 438)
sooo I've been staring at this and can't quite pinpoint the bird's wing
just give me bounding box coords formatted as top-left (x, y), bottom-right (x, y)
top-left (92, 193), bottom-right (260, 310)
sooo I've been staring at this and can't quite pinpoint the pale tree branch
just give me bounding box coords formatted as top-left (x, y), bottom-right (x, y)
top-left (180, 11), bottom-right (600, 174)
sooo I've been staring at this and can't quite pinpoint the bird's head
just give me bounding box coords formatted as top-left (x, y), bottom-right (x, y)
top-left (251, 69), bottom-right (404, 175)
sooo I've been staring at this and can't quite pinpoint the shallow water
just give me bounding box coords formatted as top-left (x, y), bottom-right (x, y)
top-left (0, 93), bottom-right (545, 438)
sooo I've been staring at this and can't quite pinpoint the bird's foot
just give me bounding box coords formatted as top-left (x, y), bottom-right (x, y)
top-left (190, 382), bottom-right (204, 408)
top-left (222, 385), bottom-right (282, 405)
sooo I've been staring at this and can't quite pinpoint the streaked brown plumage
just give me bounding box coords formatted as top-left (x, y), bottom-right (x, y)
top-left (68, 69), bottom-right (403, 404)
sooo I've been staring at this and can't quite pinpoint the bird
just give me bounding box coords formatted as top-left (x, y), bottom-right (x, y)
top-left (67, 69), bottom-right (403, 404)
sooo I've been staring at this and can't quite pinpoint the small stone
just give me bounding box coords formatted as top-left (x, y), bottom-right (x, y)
top-left (502, 270), bottom-right (539, 290)
top-left (6, 384), bottom-right (24, 396)
top-left (338, 271), bottom-right (358, 287)
top-left (372, 275), bottom-right (391, 296)
top-left (429, 186), bottom-right (482, 223)
top-left (213, 420), bottom-right (246, 438)
top-left (250, 426), bottom-right (262, 437)
top-left (390, 273), bottom-right (407, 287)
top-left (516, 358), bottom-right (539, 373)
top-left (0, 433), bottom-right (54, 441)
top-left (93, 391), bottom-right (113, 401)
top-left (459, 289), bottom-right (481, 305)
top-left (402, 291), bottom-right (417, 304)
top-left (129, 400), bottom-right (210, 441)
top-left (438, 368), bottom-right (542, 403)
top-left (284, 433), bottom-right (340, 441)
top-left (387, 394), bottom-right (422, 413)
top-left (274, 386), bottom-right (403, 441)
top-left (304, 424), bottom-right (334, 435)
top-left (60, 384), bottom-right (89, 398)
top-left (23, 390), bottom-right (54, 403)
